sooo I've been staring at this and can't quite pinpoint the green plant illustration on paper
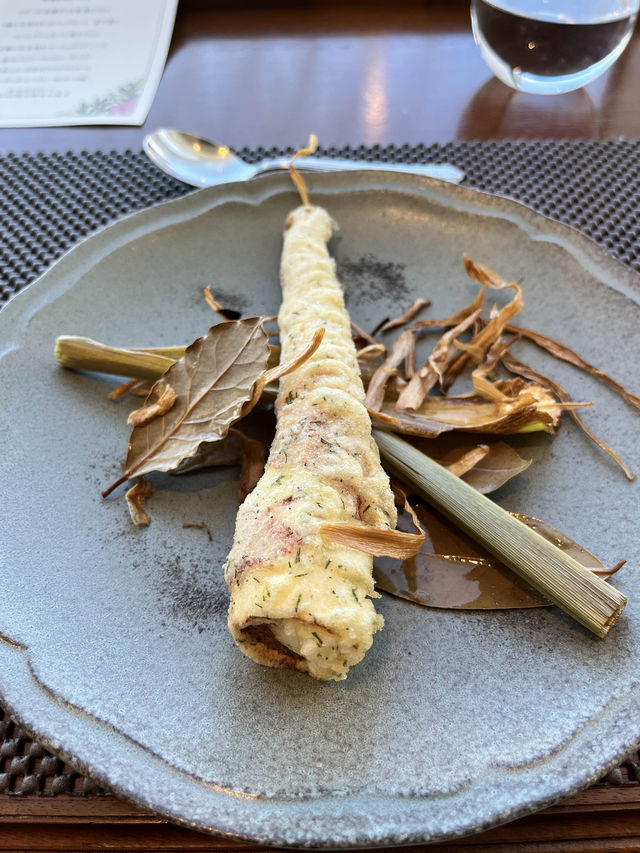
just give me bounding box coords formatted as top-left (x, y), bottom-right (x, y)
top-left (74, 79), bottom-right (144, 117)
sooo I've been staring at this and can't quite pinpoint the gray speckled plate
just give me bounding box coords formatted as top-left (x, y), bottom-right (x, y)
top-left (1, 172), bottom-right (639, 847)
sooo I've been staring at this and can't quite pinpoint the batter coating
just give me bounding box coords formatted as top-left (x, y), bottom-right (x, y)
top-left (224, 205), bottom-right (396, 680)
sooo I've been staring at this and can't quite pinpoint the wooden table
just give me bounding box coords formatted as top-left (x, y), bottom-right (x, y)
top-left (2, 1), bottom-right (640, 850)
top-left (2, 0), bottom-right (640, 156)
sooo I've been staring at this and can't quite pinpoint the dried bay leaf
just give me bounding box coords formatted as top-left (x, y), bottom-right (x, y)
top-left (443, 444), bottom-right (490, 478)
top-left (171, 426), bottom-right (267, 502)
top-left (411, 435), bottom-right (532, 494)
top-left (173, 431), bottom-right (245, 473)
top-left (461, 445), bottom-right (532, 493)
top-left (103, 318), bottom-right (270, 496)
top-left (374, 503), bottom-right (623, 610)
top-left (171, 405), bottom-right (274, 522)
top-left (231, 428), bottom-right (267, 501)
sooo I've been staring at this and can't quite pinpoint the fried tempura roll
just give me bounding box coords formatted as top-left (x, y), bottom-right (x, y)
top-left (224, 205), bottom-right (397, 680)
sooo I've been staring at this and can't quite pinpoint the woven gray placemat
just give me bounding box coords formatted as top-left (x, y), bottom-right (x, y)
top-left (2, 140), bottom-right (640, 307)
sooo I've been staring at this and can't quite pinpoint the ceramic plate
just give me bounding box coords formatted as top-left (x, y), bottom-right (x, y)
top-left (1, 172), bottom-right (639, 847)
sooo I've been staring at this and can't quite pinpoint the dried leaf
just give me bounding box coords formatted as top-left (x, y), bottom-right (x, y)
top-left (429, 380), bottom-right (572, 428)
top-left (380, 298), bottom-right (431, 332)
top-left (365, 329), bottom-right (416, 410)
top-left (502, 351), bottom-right (635, 480)
top-left (502, 346), bottom-right (636, 480)
top-left (444, 444), bottom-right (490, 477)
top-left (231, 428), bottom-right (267, 501)
top-left (395, 308), bottom-right (482, 409)
top-left (407, 286), bottom-right (487, 335)
top-left (173, 407), bottom-right (276, 478)
top-left (370, 315), bottom-right (391, 337)
top-left (505, 322), bottom-right (640, 412)
top-left (470, 335), bottom-right (513, 402)
top-left (463, 255), bottom-right (511, 290)
top-left (374, 503), bottom-right (623, 610)
top-left (125, 478), bottom-right (154, 526)
top-left (320, 501), bottom-right (425, 558)
top-left (103, 318), bottom-right (270, 496)
top-left (440, 257), bottom-right (523, 389)
top-left (127, 384), bottom-right (177, 427)
top-left (408, 435), bottom-right (532, 494)
top-left (173, 432), bottom-right (245, 473)
top-left (459, 443), bottom-right (531, 492)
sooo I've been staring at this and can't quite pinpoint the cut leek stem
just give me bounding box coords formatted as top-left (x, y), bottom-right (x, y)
top-left (55, 336), bottom-right (177, 380)
top-left (131, 344), bottom-right (187, 359)
top-left (374, 429), bottom-right (626, 637)
top-left (54, 336), bottom-right (279, 380)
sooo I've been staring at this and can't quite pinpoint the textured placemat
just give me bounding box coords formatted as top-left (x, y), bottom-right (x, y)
top-left (1, 140), bottom-right (640, 799)
top-left (2, 140), bottom-right (640, 307)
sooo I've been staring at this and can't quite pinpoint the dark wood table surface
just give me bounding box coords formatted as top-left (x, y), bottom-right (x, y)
top-left (2, 1), bottom-right (640, 850)
top-left (3, 0), bottom-right (640, 157)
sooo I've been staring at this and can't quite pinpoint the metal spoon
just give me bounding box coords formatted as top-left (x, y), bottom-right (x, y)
top-left (143, 129), bottom-right (465, 187)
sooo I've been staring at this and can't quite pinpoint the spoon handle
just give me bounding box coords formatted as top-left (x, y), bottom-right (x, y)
top-left (255, 156), bottom-right (465, 185)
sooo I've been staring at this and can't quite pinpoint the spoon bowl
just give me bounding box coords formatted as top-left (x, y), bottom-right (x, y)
top-left (143, 129), bottom-right (465, 188)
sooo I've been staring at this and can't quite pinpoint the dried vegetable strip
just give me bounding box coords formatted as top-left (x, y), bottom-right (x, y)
top-left (504, 323), bottom-right (640, 411)
top-left (501, 351), bottom-right (635, 481)
top-left (379, 297), bottom-right (431, 332)
top-left (364, 329), bottom-right (417, 411)
top-left (394, 307), bottom-right (482, 408)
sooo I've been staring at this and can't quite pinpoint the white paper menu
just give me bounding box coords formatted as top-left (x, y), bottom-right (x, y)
top-left (0, 0), bottom-right (178, 127)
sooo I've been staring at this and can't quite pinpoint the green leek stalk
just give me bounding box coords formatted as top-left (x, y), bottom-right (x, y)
top-left (374, 429), bottom-right (626, 638)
